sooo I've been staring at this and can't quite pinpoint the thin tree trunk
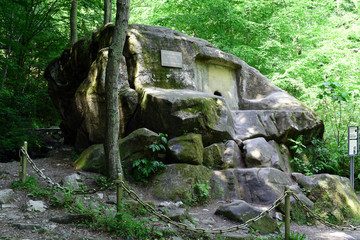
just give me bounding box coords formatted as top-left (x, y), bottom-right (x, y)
top-left (104, 0), bottom-right (130, 179)
top-left (70, 0), bottom-right (78, 45)
top-left (104, 0), bottom-right (112, 25)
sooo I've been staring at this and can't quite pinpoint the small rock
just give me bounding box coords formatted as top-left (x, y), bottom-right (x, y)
top-left (61, 173), bottom-right (82, 190)
top-left (215, 200), bottom-right (278, 233)
top-left (12, 223), bottom-right (45, 233)
top-left (106, 194), bottom-right (117, 204)
top-left (275, 212), bottom-right (283, 221)
top-left (50, 214), bottom-right (94, 224)
top-left (1, 203), bottom-right (16, 209)
top-left (7, 213), bottom-right (21, 220)
top-left (0, 189), bottom-right (15, 204)
top-left (158, 201), bottom-right (184, 209)
top-left (26, 200), bottom-right (47, 212)
top-left (162, 208), bottom-right (189, 222)
top-left (201, 217), bottom-right (216, 225)
top-left (219, 232), bottom-right (253, 240)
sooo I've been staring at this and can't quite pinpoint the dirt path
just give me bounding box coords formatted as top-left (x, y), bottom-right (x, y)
top-left (1, 147), bottom-right (360, 240)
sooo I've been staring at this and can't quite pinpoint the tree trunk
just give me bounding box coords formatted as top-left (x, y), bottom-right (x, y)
top-left (70, 0), bottom-right (78, 45)
top-left (104, 0), bottom-right (130, 179)
top-left (104, 0), bottom-right (112, 25)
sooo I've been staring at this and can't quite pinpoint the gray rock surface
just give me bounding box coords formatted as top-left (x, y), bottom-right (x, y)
top-left (50, 214), bottom-right (94, 224)
top-left (243, 137), bottom-right (289, 171)
top-left (61, 173), bottom-right (82, 190)
top-left (131, 87), bottom-right (236, 145)
top-left (46, 24), bottom-right (323, 149)
top-left (0, 189), bottom-right (14, 204)
top-left (292, 172), bottom-right (360, 221)
top-left (168, 133), bottom-right (204, 165)
top-left (150, 164), bottom-right (212, 203)
top-left (233, 110), bottom-right (323, 144)
top-left (118, 128), bottom-right (160, 171)
top-left (215, 200), bottom-right (279, 233)
top-left (26, 200), bottom-right (47, 212)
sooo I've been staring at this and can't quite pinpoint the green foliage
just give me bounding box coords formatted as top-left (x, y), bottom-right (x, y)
top-left (149, 133), bottom-right (168, 153)
top-left (12, 175), bottom-right (51, 198)
top-left (132, 158), bottom-right (166, 182)
top-left (191, 181), bottom-right (211, 205)
top-left (50, 189), bottom-right (75, 208)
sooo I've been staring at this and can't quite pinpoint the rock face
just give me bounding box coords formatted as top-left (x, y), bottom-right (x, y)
top-left (215, 200), bottom-right (279, 233)
top-left (292, 173), bottom-right (360, 222)
top-left (44, 23), bottom-right (332, 219)
top-left (168, 133), bottom-right (204, 165)
top-left (150, 164), bottom-right (212, 204)
top-left (45, 23), bottom-right (323, 150)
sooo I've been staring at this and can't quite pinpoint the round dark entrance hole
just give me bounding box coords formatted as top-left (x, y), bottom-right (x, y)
top-left (214, 91), bottom-right (222, 96)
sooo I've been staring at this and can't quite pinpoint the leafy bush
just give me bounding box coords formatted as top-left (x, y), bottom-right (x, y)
top-left (12, 175), bottom-right (51, 198)
top-left (191, 181), bottom-right (211, 205)
top-left (132, 158), bottom-right (166, 182)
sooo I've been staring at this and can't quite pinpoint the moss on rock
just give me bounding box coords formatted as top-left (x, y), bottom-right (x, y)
top-left (74, 144), bottom-right (106, 174)
top-left (150, 164), bottom-right (212, 204)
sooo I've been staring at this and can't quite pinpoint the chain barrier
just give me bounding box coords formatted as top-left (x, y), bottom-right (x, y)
top-left (291, 193), bottom-right (359, 231)
top-left (116, 179), bottom-right (287, 234)
top-left (19, 147), bottom-right (115, 195)
top-left (19, 146), bottom-right (360, 234)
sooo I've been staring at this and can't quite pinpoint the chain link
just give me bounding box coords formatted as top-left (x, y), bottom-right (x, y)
top-left (291, 193), bottom-right (360, 231)
top-left (20, 147), bottom-right (114, 194)
top-left (19, 146), bottom-right (360, 234)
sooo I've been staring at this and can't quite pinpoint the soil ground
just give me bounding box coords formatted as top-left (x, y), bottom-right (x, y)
top-left (1, 146), bottom-right (360, 240)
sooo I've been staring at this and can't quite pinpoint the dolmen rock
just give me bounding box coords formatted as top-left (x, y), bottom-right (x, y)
top-left (45, 23), bottom-right (323, 151)
top-left (45, 23), bottom-right (350, 224)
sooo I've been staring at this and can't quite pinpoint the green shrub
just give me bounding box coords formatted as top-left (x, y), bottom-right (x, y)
top-left (12, 175), bottom-right (51, 198)
top-left (132, 158), bottom-right (166, 182)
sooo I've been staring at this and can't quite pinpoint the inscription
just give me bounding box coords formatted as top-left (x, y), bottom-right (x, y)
top-left (161, 50), bottom-right (183, 68)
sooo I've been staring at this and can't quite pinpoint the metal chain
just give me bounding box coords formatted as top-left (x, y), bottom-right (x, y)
top-left (20, 146), bottom-right (360, 233)
top-left (116, 179), bottom-right (288, 234)
top-left (20, 147), bottom-right (114, 194)
top-left (291, 193), bottom-right (360, 231)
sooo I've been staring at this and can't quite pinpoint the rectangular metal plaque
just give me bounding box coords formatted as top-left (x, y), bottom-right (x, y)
top-left (348, 126), bottom-right (359, 156)
top-left (161, 50), bottom-right (183, 68)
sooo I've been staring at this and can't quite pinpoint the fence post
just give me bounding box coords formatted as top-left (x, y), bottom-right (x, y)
top-left (117, 173), bottom-right (123, 212)
top-left (20, 141), bottom-right (28, 183)
top-left (285, 185), bottom-right (290, 240)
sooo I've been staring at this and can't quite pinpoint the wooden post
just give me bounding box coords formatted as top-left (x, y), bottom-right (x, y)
top-left (21, 141), bottom-right (28, 183)
top-left (285, 185), bottom-right (290, 240)
top-left (116, 173), bottom-right (123, 212)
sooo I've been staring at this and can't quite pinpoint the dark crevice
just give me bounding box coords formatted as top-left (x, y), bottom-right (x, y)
top-left (123, 35), bottom-right (136, 90)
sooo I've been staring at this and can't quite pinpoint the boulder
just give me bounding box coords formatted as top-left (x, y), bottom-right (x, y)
top-left (292, 173), bottom-right (360, 222)
top-left (168, 133), bottom-right (204, 165)
top-left (26, 200), bottom-right (47, 212)
top-left (204, 141), bottom-right (242, 169)
top-left (203, 143), bottom-right (225, 168)
top-left (243, 137), bottom-right (284, 170)
top-left (46, 23), bottom-right (323, 153)
top-left (74, 144), bottom-right (105, 174)
top-left (118, 128), bottom-right (160, 172)
top-left (61, 173), bottom-right (83, 190)
top-left (233, 110), bottom-right (323, 144)
top-left (224, 140), bottom-right (243, 168)
top-left (212, 168), bottom-right (293, 205)
top-left (0, 189), bottom-right (14, 204)
top-left (131, 87), bottom-right (236, 145)
top-left (211, 169), bottom-right (241, 200)
top-left (215, 200), bottom-right (279, 233)
top-left (150, 164), bottom-right (212, 204)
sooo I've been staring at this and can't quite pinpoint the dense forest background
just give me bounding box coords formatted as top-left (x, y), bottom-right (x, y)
top-left (1, 0), bottom-right (360, 184)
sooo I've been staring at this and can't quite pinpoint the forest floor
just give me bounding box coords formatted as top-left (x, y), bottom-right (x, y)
top-left (1, 146), bottom-right (360, 240)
